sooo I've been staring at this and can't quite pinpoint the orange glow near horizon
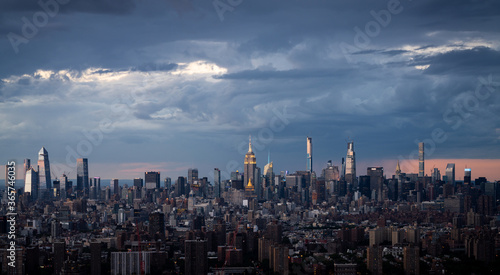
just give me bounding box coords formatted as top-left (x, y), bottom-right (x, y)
top-left (376, 159), bottom-right (500, 181)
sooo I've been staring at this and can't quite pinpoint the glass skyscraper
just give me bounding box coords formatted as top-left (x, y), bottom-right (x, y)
top-left (37, 147), bottom-right (51, 199)
top-left (77, 158), bottom-right (89, 196)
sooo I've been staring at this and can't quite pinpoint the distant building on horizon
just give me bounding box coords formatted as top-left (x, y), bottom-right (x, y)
top-left (76, 158), bottom-right (89, 197)
top-left (464, 168), bottom-right (471, 185)
top-left (446, 163), bottom-right (456, 186)
top-left (214, 168), bottom-right (221, 198)
top-left (145, 171), bottom-right (160, 189)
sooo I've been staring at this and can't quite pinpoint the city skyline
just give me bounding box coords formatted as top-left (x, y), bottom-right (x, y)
top-left (1, 1), bottom-right (499, 184)
top-left (3, 142), bottom-right (500, 183)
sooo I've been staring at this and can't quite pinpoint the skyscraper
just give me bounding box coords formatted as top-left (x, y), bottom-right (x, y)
top-left (446, 163), bottom-right (456, 186)
top-left (214, 168), bottom-right (221, 198)
top-left (306, 137), bottom-right (313, 173)
top-left (111, 179), bottom-right (119, 195)
top-left (38, 147), bottom-right (51, 199)
top-left (76, 158), bottom-right (89, 196)
top-left (244, 136), bottom-right (257, 197)
top-left (133, 178), bottom-right (143, 188)
top-left (25, 167), bottom-right (38, 201)
top-left (188, 168), bottom-right (198, 185)
top-left (23, 158), bottom-right (30, 183)
top-left (145, 171), bottom-right (160, 189)
top-left (345, 142), bottom-right (356, 186)
top-left (464, 168), bottom-right (471, 185)
top-left (418, 142), bottom-right (424, 177)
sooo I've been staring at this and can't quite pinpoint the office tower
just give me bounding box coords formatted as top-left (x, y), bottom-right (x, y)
top-left (38, 147), bottom-right (52, 199)
top-left (446, 163), bottom-right (455, 186)
top-left (176, 176), bottom-right (186, 197)
top-left (345, 142), bottom-right (356, 186)
top-left (53, 241), bottom-right (66, 275)
top-left (367, 167), bottom-right (384, 194)
top-left (149, 212), bottom-right (166, 241)
top-left (25, 167), bottom-right (39, 201)
top-left (90, 177), bottom-right (101, 200)
top-left (111, 179), bottom-right (119, 195)
top-left (60, 173), bottom-right (69, 199)
top-left (185, 239), bottom-right (208, 275)
top-left (188, 168), bottom-right (198, 185)
top-left (133, 178), bottom-right (143, 188)
top-left (306, 137), bottom-right (313, 173)
top-left (358, 175), bottom-right (371, 198)
top-left (145, 171), bottom-right (160, 189)
top-left (418, 142), bottom-right (424, 177)
top-left (254, 166), bottom-right (262, 200)
top-left (214, 168), bottom-right (221, 198)
top-left (244, 136), bottom-right (257, 196)
top-left (76, 158), bottom-right (89, 196)
top-left (23, 158), bottom-right (30, 183)
top-left (164, 177), bottom-right (171, 189)
top-left (90, 241), bottom-right (102, 275)
top-left (464, 168), bottom-right (471, 185)
top-left (431, 168), bottom-right (440, 183)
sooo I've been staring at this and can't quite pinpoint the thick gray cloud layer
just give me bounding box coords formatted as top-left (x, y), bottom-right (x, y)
top-left (1, 0), bottom-right (499, 179)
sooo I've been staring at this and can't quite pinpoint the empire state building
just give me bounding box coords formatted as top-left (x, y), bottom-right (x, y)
top-left (244, 136), bottom-right (256, 196)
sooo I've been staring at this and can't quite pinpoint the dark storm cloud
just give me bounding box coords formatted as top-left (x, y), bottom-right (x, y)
top-left (413, 47), bottom-right (500, 75)
top-left (1, 0), bottom-right (500, 179)
top-left (0, 0), bottom-right (136, 15)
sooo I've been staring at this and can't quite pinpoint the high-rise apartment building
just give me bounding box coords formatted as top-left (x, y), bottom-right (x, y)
top-left (185, 239), bottom-right (208, 275)
top-left (418, 142), bottom-right (424, 177)
top-left (306, 137), bottom-right (313, 173)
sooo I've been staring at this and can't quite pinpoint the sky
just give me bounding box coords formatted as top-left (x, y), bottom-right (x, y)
top-left (1, 0), bottom-right (500, 182)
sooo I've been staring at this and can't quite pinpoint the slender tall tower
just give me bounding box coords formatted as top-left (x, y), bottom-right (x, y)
top-left (396, 160), bottom-right (401, 177)
top-left (77, 158), bottom-right (89, 196)
top-left (38, 147), bottom-right (51, 199)
top-left (244, 136), bottom-right (257, 196)
top-left (306, 137), bottom-right (313, 173)
top-left (345, 141), bottom-right (356, 186)
top-left (418, 142), bottom-right (424, 177)
top-left (214, 168), bottom-right (221, 198)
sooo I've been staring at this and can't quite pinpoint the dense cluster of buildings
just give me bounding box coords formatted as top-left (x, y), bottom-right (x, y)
top-left (1, 137), bottom-right (499, 274)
